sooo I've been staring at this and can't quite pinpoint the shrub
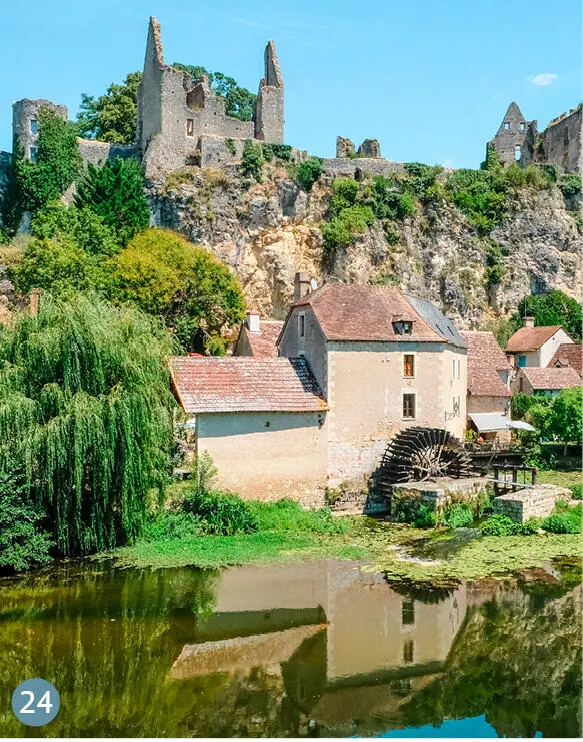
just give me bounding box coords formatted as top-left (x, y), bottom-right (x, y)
top-left (570, 483), bottom-right (582, 500)
top-left (559, 173), bottom-right (582, 199)
top-left (181, 487), bottom-right (259, 536)
top-left (480, 514), bottom-right (517, 536)
top-left (31, 201), bottom-right (121, 255)
top-left (484, 241), bottom-right (509, 290)
top-left (542, 510), bottom-right (582, 534)
top-left (75, 157), bottom-right (150, 246)
top-left (293, 157), bottom-right (324, 191)
top-left (271, 144), bottom-right (293, 161)
top-left (515, 517), bottom-right (543, 535)
top-left (413, 503), bottom-right (436, 529)
top-left (248, 498), bottom-right (348, 534)
top-left (0, 466), bottom-right (53, 573)
top-left (143, 511), bottom-right (204, 541)
top-left (224, 138), bottom-right (236, 155)
top-left (444, 503), bottom-right (474, 529)
top-left (240, 140), bottom-right (265, 182)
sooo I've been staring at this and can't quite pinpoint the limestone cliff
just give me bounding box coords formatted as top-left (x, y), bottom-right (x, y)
top-left (148, 164), bottom-right (582, 327)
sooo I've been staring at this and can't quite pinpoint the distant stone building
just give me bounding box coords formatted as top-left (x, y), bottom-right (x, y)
top-left (171, 279), bottom-right (468, 502)
top-left (489, 101), bottom-right (582, 173)
top-left (512, 366), bottom-right (581, 396)
top-left (233, 311), bottom-right (283, 358)
top-left (505, 317), bottom-right (574, 369)
top-left (461, 330), bottom-right (513, 442)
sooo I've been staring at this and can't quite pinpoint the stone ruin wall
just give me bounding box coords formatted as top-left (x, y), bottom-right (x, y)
top-left (538, 106), bottom-right (582, 174)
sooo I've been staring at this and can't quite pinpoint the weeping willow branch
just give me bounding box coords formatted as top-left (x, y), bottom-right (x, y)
top-left (0, 293), bottom-right (177, 556)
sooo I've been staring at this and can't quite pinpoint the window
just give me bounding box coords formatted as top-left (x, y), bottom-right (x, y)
top-left (402, 599), bottom-right (415, 626)
top-left (403, 354), bottom-right (415, 378)
top-left (30, 119), bottom-right (38, 135)
top-left (452, 359), bottom-right (455, 377)
top-left (403, 393), bottom-right (416, 419)
top-left (402, 321), bottom-right (412, 335)
top-left (186, 119), bottom-right (194, 136)
top-left (264, 421), bottom-right (271, 429)
top-left (298, 313), bottom-right (305, 338)
top-left (403, 639), bottom-right (414, 664)
top-left (393, 320), bottom-right (413, 336)
top-left (518, 355), bottom-right (527, 368)
top-left (457, 359), bottom-right (461, 378)
top-left (29, 146), bottom-right (38, 162)
top-left (515, 144), bottom-right (521, 160)
top-left (504, 122), bottom-right (510, 130)
top-left (519, 122), bottom-right (525, 131)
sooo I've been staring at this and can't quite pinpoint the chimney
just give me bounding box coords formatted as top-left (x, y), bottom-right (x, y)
top-left (246, 310), bottom-right (260, 334)
top-left (523, 316), bottom-right (535, 328)
top-left (29, 288), bottom-right (41, 316)
top-left (294, 272), bottom-right (311, 302)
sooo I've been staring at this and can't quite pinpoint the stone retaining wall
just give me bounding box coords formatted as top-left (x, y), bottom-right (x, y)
top-left (492, 485), bottom-right (572, 523)
top-left (390, 477), bottom-right (490, 520)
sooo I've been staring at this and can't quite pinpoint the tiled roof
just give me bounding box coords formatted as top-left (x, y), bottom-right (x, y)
top-left (169, 356), bottom-right (328, 413)
top-left (461, 331), bottom-right (511, 397)
top-left (236, 321), bottom-right (283, 358)
top-left (292, 284), bottom-right (465, 347)
top-left (548, 343), bottom-right (582, 376)
top-left (506, 325), bottom-right (564, 352)
top-left (521, 366), bottom-right (582, 391)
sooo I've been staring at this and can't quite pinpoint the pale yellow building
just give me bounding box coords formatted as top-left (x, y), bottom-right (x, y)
top-left (170, 280), bottom-right (468, 501)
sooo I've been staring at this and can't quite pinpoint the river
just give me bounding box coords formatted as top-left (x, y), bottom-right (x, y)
top-left (0, 558), bottom-right (580, 737)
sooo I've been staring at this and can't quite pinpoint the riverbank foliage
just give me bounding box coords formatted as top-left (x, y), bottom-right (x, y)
top-left (0, 293), bottom-right (176, 562)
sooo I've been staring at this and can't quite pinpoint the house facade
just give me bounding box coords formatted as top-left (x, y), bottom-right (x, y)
top-left (171, 280), bottom-right (468, 502)
top-left (505, 317), bottom-right (574, 368)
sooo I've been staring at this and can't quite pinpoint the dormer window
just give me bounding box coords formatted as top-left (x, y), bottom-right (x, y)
top-left (393, 319), bottom-right (413, 336)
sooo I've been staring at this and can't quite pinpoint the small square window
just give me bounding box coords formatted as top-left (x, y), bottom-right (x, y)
top-left (30, 119), bottom-right (38, 135)
top-left (298, 314), bottom-right (305, 338)
top-left (519, 122), bottom-right (525, 131)
top-left (402, 321), bottom-right (412, 335)
top-left (29, 146), bottom-right (38, 162)
top-left (504, 122), bottom-right (510, 130)
top-left (264, 421), bottom-right (271, 429)
top-left (402, 599), bottom-right (415, 626)
top-left (403, 639), bottom-right (414, 664)
top-left (403, 354), bottom-right (415, 378)
top-left (403, 393), bottom-right (416, 419)
top-left (186, 119), bottom-right (194, 136)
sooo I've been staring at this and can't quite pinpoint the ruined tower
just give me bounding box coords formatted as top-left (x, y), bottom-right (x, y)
top-left (12, 99), bottom-right (68, 161)
top-left (255, 41), bottom-right (285, 144)
top-left (489, 102), bottom-right (534, 166)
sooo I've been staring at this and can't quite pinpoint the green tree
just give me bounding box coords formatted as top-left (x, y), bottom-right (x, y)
top-left (0, 293), bottom-right (176, 556)
top-left (31, 200), bottom-right (121, 255)
top-left (508, 290), bottom-right (582, 341)
top-left (74, 157), bottom-right (150, 245)
top-left (111, 228), bottom-right (246, 354)
top-left (547, 387), bottom-right (582, 444)
top-left (14, 107), bottom-right (82, 213)
top-left (76, 72), bottom-right (142, 144)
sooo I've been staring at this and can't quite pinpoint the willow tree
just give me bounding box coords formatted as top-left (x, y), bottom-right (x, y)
top-left (0, 293), bottom-right (176, 556)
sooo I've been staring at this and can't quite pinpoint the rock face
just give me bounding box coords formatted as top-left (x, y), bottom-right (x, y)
top-left (148, 166), bottom-right (582, 326)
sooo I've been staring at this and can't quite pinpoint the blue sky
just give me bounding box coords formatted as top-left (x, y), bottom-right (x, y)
top-left (0, 0), bottom-right (580, 167)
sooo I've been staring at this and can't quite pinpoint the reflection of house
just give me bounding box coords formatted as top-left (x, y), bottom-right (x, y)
top-left (168, 561), bottom-right (469, 735)
top-left (233, 311), bottom-right (283, 358)
top-left (505, 317), bottom-right (574, 369)
top-left (512, 366), bottom-right (581, 396)
top-left (461, 331), bottom-right (512, 442)
top-left (548, 343), bottom-right (582, 377)
top-left (170, 277), bottom-right (468, 502)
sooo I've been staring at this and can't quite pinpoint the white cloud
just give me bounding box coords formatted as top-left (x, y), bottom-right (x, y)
top-left (529, 73), bottom-right (558, 87)
top-left (442, 159), bottom-right (454, 169)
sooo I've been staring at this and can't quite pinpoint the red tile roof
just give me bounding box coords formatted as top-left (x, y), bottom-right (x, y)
top-left (505, 325), bottom-right (564, 352)
top-left (548, 343), bottom-right (582, 376)
top-left (291, 284), bottom-right (464, 345)
top-left (236, 321), bottom-right (283, 358)
top-left (460, 331), bottom-right (511, 397)
top-left (169, 356), bottom-right (328, 413)
top-left (521, 366), bottom-right (581, 391)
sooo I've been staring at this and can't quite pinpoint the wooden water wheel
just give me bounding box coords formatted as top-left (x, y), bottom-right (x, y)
top-left (376, 427), bottom-right (473, 494)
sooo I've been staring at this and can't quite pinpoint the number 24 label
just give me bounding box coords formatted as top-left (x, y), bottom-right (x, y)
top-left (11, 679), bottom-right (60, 726)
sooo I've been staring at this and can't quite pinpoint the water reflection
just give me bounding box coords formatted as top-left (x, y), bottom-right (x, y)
top-left (0, 558), bottom-right (580, 737)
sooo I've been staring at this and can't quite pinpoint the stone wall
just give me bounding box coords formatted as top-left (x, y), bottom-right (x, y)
top-left (77, 139), bottom-right (137, 168)
top-left (538, 106), bottom-right (582, 174)
top-left (492, 484), bottom-right (572, 522)
top-left (255, 41), bottom-right (284, 144)
top-left (390, 477), bottom-right (490, 519)
top-left (322, 157), bottom-right (405, 178)
top-left (12, 99), bottom-right (68, 161)
top-left (489, 102), bottom-right (531, 166)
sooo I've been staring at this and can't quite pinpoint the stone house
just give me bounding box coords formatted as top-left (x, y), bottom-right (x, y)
top-left (170, 280), bottom-right (468, 502)
top-left (460, 331), bottom-right (512, 442)
top-left (512, 366), bottom-right (581, 396)
top-left (233, 311), bottom-right (283, 357)
top-left (505, 317), bottom-right (574, 369)
top-left (548, 343), bottom-right (582, 377)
